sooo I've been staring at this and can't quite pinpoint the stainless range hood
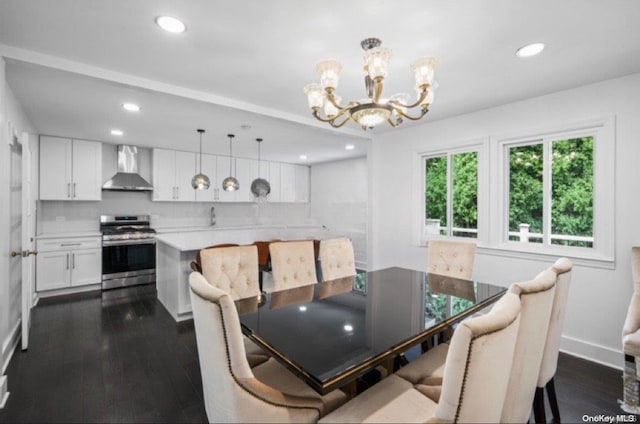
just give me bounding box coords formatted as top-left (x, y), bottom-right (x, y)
top-left (102, 145), bottom-right (153, 191)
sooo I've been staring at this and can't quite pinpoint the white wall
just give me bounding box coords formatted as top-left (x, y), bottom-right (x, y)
top-left (0, 58), bottom-right (36, 372)
top-left (38, 143), bottom-right (313, 234)
top-left (310, 157), bottom-right (368, 268)
top-left (371, 72), bottom-right (640, 369)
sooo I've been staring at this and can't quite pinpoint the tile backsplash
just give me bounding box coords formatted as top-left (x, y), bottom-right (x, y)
top-left (37, 190), bottom-right (312, 234)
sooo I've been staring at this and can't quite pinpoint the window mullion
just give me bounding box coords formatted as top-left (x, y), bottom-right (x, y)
top-left (542, 139), bottom-right (551, 245)
top-left (447, 153), bottom-right (453, 237)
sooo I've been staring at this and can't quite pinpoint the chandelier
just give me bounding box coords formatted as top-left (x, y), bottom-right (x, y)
top-left (304, 38), bottom-right (437, 130)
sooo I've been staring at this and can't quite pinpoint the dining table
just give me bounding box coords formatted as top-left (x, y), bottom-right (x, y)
top-left (238, 266), bottom-right (507, 395)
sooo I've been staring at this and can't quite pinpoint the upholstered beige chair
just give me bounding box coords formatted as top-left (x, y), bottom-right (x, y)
top-left (395, 261), bottom-right (558, 423)
top-left (622, 247), bottom-right (640, 413)
top-left (198, 245), bottom-right (268, 367)
top-left (189, 272), bottom-right (346, 423)
top-left (268, 240), bottom-right (318, 292)
top-left (501, 267), bottom-right (557, 423)
top-left (427, 240), bottom-right (476, 280)
top-left (533, 257), bottom-right (573, 423)
top-left (319, 290), bottom-right (522, 423)
top-left (190, 243), bottom-right (239, 273)
top-left (319, 237), bottom-right (356, 282)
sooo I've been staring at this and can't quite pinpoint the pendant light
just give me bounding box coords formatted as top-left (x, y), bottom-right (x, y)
top-left (222, 133), bottom-right (239, 191)
top-left (191, 129), bottom-right (210, 190)
top-left (251, 138), bottom-right (271, 200)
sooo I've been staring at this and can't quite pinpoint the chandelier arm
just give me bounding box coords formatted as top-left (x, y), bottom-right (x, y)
top-left (326, 92), bottom-right (359, 111)
top-left (328, 114), bottom-right (353, 128)
top-left (386, 118), bottom-right (398, 128)
top-left (389, 86), bottom-right (430, 110)
top-left (312, 108), bottom-right (350, 123)
top-left (394, 106), bottom-right (430, 121)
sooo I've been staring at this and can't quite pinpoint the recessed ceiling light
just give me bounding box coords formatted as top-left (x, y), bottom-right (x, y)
top-left (299, 306), bottom-right (307, 312)
top-left (345, 144), bottom-right (355, 150)
top-left (299, 154), bottom-right (307, 160)
top-left (122, 103), bottom-right (140, 112)
top-left (155, 16), bottom-right (187, 33)
top-left (515, 42), bottom-right (545, 58)
top-left (344, 324), bottom-right (354, 332)
top-left (111, 129), bottom-right (123, 136)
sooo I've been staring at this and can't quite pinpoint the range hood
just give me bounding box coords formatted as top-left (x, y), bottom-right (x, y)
top-left (102, 145), bottom-right (153, 191)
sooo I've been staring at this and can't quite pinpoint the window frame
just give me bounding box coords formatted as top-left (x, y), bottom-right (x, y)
top-left (494, 117), bottom-right (615, 261)
top-left (418, 143), bottom-right (484, 245)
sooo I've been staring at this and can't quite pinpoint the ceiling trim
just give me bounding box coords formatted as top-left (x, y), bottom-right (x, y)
top-left (0, 43), bottom-right (369, 140)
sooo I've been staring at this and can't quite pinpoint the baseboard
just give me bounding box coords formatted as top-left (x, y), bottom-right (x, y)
top-left (37, 283), bottom-right (101, 298)
top-left (560, 334), bottom-right (622, 371)
top-left (0, 375), bottom-right (8, 409)
top-left (2, 319), bottom-right (21, 374)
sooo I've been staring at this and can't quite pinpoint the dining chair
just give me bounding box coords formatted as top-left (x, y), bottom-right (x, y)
top-left (395, 261), bottom-right (558, 424)
top-left (319, 290), bottom-right (522, 423)
top-left (189, 243), bottom-right (239, 273)
top-left (198, 245), bottom-right (268, 367)
top-left (268, 240), bottom-right (318, 291)
top-left (427, 240), bottom-right (476, 280)
top-left (189, 272), bottom-right (346, 423)
top-left (500, 266), bottom-right (557, 423)
top-left (533, 257), bottom-right (573, 423)
top-left (319, 237), bottom-right (356, 282)
top-left (622, 247), bottom-right (640, 413)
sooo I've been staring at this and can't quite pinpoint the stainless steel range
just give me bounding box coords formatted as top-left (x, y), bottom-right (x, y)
top-left (100, 215), bottom-right (156, 290)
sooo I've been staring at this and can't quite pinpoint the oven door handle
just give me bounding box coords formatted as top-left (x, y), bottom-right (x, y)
top-left (102, 239), bottom-right (156, 247)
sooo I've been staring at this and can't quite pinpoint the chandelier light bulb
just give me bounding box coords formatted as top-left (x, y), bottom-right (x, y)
top-left (324, 95), bottom-right (341, 118)
top-left (304, 83), bottom-right (324, 109)
top-left (315, 60), bottom-right (342, 90)
top-left (411, 57), bottom-right (437, 89)
top-left (364, 47), bottom-right (392, 80)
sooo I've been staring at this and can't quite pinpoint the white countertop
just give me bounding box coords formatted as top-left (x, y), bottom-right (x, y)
top-left (155, 224), bottom-right (330, 251)
top-left (37, 231), bottom-right (102, 240)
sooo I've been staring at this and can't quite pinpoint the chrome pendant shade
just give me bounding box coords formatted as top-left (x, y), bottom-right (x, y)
top-left (192, 129), bottom-right (210, 190)
top-left (251, 137), bottom-right (271, 200)
top-left (222, 133), bottom-right (239, 192)
top-left (304, 37), bottom-right (437, 130)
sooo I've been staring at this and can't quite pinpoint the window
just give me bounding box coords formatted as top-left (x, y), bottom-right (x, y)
top-left (506, 135), bottom-right (594, 248)
top-left (423, 150), bottom-right (478, 239)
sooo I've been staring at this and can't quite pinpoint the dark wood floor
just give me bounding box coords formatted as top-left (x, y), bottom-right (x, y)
top-left (0, 285), bottom-right (628, 423)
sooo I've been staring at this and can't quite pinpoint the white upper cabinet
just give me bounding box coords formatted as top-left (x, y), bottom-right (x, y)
top-left (39, 136), bottom-right (102, 201)
top-left (280, 163), bottom-right (296, 202)
top-left (268, 162), bottom-right (281, 202)
top-left (152, 149), bottom-right (196, 202)
top-left (235, 158), bottom-right (258, 202)
top-left (295, 165), bottom-right (310, 203)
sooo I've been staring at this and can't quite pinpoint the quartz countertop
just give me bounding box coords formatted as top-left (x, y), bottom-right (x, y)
top-left (155, 224), bottom-right (330, 251)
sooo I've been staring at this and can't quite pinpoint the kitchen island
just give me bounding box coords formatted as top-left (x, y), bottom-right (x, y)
top-left (155, 224), bottom-right (330, 321)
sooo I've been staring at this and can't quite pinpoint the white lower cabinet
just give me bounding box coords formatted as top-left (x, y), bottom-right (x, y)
top-left (36, 236), bottom-right (102, 292)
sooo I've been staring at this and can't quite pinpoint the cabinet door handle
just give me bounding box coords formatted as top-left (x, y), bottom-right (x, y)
top-left (73, 182), bottom-right (76, 198)
top-left (66, 253), bottom-right (70, 269)
top-left (176, 187), bottom-right (180, 199)
top-left (60, 243), bottom-right (81, 247)
top-left (172, 186), bottom-right (176, 199)
top-left (72, 253), bottom-right (75, 269)
top-left (67, 183), bottom-right (71, 198)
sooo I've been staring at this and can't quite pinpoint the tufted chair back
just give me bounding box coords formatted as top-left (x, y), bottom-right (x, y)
top-left (269, 241), bottom-right (318, 291)
top-left (189, 272), bottom-right (324, 423)
top-left (191, 243), bottom-right (239, 273)
top-left (319, 237), bottom-right (356, 282)
top-left (200, 245), bottom-right (260, 300)
top-left (501, 267), bottom-right (557, 423)
top-left (427, 240), bottom-right (476, 280)
top-left (434, 291), bottom-right (522, 423)
top-left (537, 258), bottom-right (573, 387)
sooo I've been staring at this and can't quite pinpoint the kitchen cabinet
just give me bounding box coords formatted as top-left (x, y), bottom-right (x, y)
top-left (295, 165), bottom-right (310, 203)
top-left (152, 149), bottom-right (196, 201)
top-left (235, 158), bottom-right (258, 202)
top-left (280, 163), bottom-right (296, 202)
top-left (36, 236), bottom-right (102, 291)
top-left (39, 136), bottom-right (102, 201)
top-left (268, 162), bottom-right (281, 202)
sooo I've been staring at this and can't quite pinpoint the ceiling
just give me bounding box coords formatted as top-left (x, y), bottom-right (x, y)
top-left (1, 0), bottom-right (640, 164)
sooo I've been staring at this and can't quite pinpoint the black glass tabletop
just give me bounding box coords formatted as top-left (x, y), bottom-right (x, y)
top-left (238, 266), bottom-right (506, 394)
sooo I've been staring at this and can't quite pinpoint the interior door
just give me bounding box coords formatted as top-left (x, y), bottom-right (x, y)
top-left (8, 134), bottom-right (23, 349)
top-left (20, 132), bottom-right (36, 350)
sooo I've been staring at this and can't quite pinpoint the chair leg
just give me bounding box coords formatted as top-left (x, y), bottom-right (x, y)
top-left (533, 387), bottom-right (547, 424)
top-left (546, 378), bottom-right (561, 423)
